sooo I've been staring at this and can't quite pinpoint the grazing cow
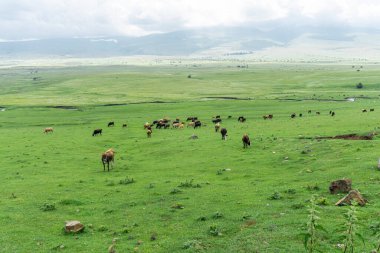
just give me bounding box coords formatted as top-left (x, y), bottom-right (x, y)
top-left (92, 128), bottom-right (102, 136)
top-left (221, 128), bottom-right (227, 140)
top-left (194, 121), bottom-right (202, 129)
top-left (172, 122), bottom-right (184, 128)
top-left (122, 124), bottom-right (127, 128)
top-left (212, 118), bottom-right (222, 124)
top-left (108, 122), bottom-right (114, 127)
top-left (263, 114), bottom-right (273, 120)
top-left (316, 112), bottom-right (320, 115)
top-left (156, 122), bottom-right (165, 129)
top-left (44, 127), bottom-right (54, 133)
top-left (291, 113), bottom-right (296, 118)
top-left (144, 122), bottom-right (152, 129)
top-left (215, 115), bottom-right (221, 119)
top-left (242, 134), bottom-right (251, 148)
top-left (299, 113), bottom-right (303, 117)
top-left (228, 115), bottom-right (232, 119)
top-left (101, 148), bottom-right (115, 172)
top-left (362, 109), bottom-right (367, 113)
top-left (331, 112), bottom-right (335, 116)
top-left (238, 116), bottom-right (246, 122)
top-left (147, 129), bottom-right (152, 138)
top-left (187, 121), bottom-right (195, 128)
top-left (215, 122), bottom-right (221, 132)
top-left (370, 108), bottom-right (375, 112)
top-left (308, 110), bottom-right (312, 114)
top-left (186, 117), bottom-right (198, 121)
top-left (178, 123), bottom-right (184, 129)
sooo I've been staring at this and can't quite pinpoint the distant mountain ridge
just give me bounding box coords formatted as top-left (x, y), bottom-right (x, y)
top-left (1, 26), bottom-right (380, 60)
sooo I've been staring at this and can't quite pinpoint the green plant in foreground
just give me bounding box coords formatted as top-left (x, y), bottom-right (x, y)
top-left (304, 195), bottom-right (325, 253)
top-left (342, 206), bottom-right (364, 253)
top-left (370, 222), bottom-right (380, 252)
top-left (209, 225), bottom-right (222, 236)
top-left (269, 191), bottom-right (282, 200)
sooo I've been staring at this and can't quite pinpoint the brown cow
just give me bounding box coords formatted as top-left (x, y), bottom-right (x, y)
top-left (101, 148), bottom-right (115, 171)
top-left (44, 127), bottom-right (54, 133)
top-left (147, 129), bottom-right (152, 138)
top-left (242, 134), bottom-right (250, 148)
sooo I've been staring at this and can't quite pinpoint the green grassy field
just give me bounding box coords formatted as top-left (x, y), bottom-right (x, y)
top-left (1, 63), bottom-right (380, 252)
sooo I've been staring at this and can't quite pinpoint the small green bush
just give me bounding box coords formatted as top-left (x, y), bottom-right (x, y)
top-left (40, 203), bottom-right (56, 211)
top-left (119, 177), bottom-right (135, 185)
top-left (209, 225), bottom-right (222, 236)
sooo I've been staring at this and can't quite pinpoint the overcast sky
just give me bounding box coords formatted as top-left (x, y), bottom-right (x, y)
top-left (1, 0), bottom-right (380, 40)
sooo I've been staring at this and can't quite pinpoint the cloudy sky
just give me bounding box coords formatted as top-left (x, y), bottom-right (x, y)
top-left (1, 0), bottom-right (380, 40)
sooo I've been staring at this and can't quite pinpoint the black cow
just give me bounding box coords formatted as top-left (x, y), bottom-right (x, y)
top-left (291, 113), bottom-right (296, 118)
top-left (238, 116), bottom-right (246, 122)
top-left (122, 124), bottom-right (127, 128)
top-left (92, 129), bottom-right (102, 136)
top-left (108, 121), bottom-right (114, 127)
top-left (212, 118), bottom-right (222, 124)
top-left (331, 112), bottom-right (335, 116)
top-left (194, 121), bottom-right (202, 128)
top-left (221, 128), bottom-right (228, 140)
top-left (362, 109), bottom-right (367, 113)
top-left (370, 108), bottom-right (375, 112)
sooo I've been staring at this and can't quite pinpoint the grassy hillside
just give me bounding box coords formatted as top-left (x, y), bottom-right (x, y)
top-left (1, 63), bottom-right (380, 252)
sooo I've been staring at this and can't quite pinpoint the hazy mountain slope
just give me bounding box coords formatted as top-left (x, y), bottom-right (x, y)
top-left (1, 25), bottom-right (380, 60)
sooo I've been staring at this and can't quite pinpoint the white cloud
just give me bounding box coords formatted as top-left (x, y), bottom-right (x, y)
top-left (1, 0), bottom-right (380, 40)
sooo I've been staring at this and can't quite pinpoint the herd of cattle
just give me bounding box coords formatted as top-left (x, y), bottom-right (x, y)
top-left (42, 107), bottom-right (375, 171)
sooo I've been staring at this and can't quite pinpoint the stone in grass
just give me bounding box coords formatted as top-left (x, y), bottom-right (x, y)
top-left (189, 134), bottom-right (198, 140)
top-left (65, 220), bottom-right (84, 233)
top-left (329, 179), bottom-right (352, 194)
top-left (335, 190), bottom-right (367, 206)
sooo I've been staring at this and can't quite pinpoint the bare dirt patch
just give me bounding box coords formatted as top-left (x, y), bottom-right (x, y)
top-left (204, 96), bottom-right (252, 100)
top-left (47, 105), bottom-right (79, 110)
top-left (314, 133), bottom-right (376, 140)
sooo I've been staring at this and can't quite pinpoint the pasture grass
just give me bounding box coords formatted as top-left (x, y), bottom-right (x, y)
top-left (0, 63), bottom-right (380, 252)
